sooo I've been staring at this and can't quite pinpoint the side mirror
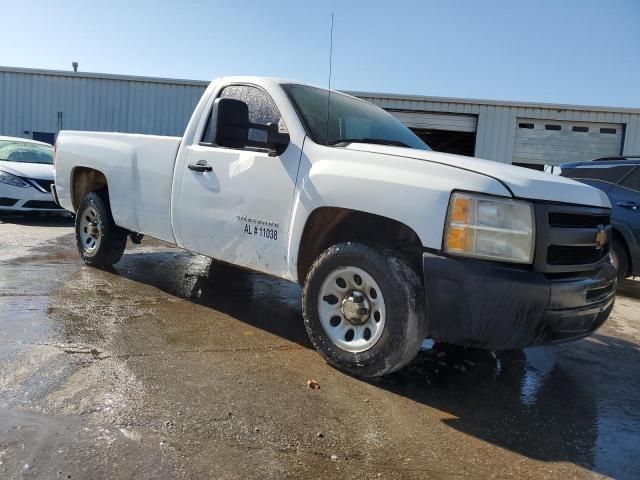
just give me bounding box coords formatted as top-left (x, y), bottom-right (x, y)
top-left (213, 98), bottom-right (249, 148)
top-left (265, 123), bottom-right (290, 156)
top-left (210, 97), bottom-right (290, 155)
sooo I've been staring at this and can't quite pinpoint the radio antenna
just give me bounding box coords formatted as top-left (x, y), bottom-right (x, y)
top-left (325, 12), bottom-right (334, 145)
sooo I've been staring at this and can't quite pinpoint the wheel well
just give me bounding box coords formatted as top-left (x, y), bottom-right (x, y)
top-left (612, 228), bottom-right (632, 275)
top-left (71, 167), bottom-right (108, 211)
top-left (296, 207), bottom-right (423, 283)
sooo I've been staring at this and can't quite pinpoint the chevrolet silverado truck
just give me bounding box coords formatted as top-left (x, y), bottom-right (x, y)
top-left (54, 77), bottom-right (616, 377)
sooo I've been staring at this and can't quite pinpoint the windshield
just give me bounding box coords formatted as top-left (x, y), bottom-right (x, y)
top-left (0, 140), bottom-right (54, 165)
top-left (282, 84), bottom-right (430, 150)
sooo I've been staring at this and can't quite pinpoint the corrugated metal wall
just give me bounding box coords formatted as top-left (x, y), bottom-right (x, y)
top-left (474, 105), bottom-right (516, 162)
top-left (1, 67), bottom-right (639, 163)
top-left (358, 93), bottom-right (640, 163)
top-left (624, 119), bottom-right (640, 155)
top-left (0, 68), bottom-right (206, 138)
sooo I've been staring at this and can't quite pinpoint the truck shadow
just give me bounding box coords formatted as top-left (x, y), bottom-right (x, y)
top-left (115, 251), bottom-right (311, 348)
top-left (114, 251), bottom-right (640, 479)
top-left (372, 339), bottom-right (640, 479)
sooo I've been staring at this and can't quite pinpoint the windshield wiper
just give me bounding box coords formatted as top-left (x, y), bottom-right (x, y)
top-left (327, 138), bottom-right (411, 148)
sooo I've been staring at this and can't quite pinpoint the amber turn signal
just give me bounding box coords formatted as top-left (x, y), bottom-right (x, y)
top-left (446, 226), bottom-right (468, 251)
top-left (450, 196), bottom-right (469, 223)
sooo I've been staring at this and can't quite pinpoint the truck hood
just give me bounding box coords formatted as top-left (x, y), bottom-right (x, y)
top-left (344, 144), bottom-right (611, 208)
top-left (0, 160), bottom-right (54, 180)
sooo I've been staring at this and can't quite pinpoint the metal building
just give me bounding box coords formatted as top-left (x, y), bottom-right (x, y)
top-left (357, 91), bottom-right (640, 167)
top-left (0, 66), bottom-right (206, 144)
top-left (2, 65), bottom-right (640, 168)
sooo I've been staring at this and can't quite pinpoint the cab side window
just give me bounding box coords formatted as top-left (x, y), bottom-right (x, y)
top-left (202, 85), bottom-right (287, 147)
top-left (619, 168), bottom-right (640, 192)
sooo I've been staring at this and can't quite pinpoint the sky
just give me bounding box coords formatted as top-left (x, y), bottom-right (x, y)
top-left (2, 0), bottom-right (639, 107)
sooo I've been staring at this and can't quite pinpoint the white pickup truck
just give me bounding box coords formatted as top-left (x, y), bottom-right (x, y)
top-left (54, 77), bottom-right (616, 377)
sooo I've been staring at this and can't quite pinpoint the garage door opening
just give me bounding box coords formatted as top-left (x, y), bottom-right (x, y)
top-left (513, 162), bottom-right (545, 171)
top-left (411, 129), bottom-right (476, 156)
top-left (388, 111), bottom-right (478, 156)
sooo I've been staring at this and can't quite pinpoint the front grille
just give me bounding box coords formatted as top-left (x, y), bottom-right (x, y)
top-left (31, 179), bottom-right (53, 192)
top-left (21, 177), bottom-right (53, 192)
top-left (22, 200), bottom-right (61, 209)
top-left (534, 203), bottom-right (612, 273)
top-left (548, 212), bottom-right (609, 228)
top-left (547, 244), bottom-right (609, 265)
top-left (0, 197), bottom-right (18, 206)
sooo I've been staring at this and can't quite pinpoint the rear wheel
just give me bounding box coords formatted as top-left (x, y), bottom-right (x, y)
top-left (610, 238), bottom-right (629, 282)
top-left (75, 191), bottom-right (127, 267)
top-left (302, 242), bottom-right (427, 377)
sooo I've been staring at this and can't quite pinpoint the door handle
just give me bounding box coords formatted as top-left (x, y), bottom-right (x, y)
top-left (617, 201), bottom-right (638, 210)
top-left (188, 160), bottom-right (212, 172)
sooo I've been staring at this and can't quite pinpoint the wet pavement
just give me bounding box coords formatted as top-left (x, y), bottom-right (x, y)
top-left (1, 214), bottom-right (639, 479)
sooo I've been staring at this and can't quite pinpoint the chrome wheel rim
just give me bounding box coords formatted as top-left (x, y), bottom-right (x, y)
top-left (318, 266), bottom-right (386, 353)
top-left (79, 205), bottom-right (102, 254)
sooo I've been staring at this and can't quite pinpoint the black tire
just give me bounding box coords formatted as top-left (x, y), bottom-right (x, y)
top-left (75, 191), bottom-right (127, 267)
top-left (610, 238), bottom-right (629, 282)
top-left (302, 242), bottom-right (428, 377)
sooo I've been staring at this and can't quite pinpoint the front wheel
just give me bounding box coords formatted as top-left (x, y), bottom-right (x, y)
top-left (75, 191), bottom-right (127, 267)
top-left (610, 238), bottom-right (629, 282)
top-left (302, 243), bottom-right (427, 377)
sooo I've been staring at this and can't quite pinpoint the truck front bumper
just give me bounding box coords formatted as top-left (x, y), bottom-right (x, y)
top-left (423, 252), bottom-right (616, 350)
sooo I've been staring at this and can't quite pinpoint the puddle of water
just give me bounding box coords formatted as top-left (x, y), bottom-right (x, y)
top-left (520, 348), bottom-right (554, 406)
top-left (595, 411), bottom-right (640, 479)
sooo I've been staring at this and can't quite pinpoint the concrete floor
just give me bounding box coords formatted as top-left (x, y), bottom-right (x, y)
top-left (0, 214), bottom-right (639, 479)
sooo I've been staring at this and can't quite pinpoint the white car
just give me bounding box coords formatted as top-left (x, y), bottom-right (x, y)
top-left (0, 136), bottom-right (61, 212)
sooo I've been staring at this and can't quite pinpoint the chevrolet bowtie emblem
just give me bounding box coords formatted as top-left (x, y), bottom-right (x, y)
top-left (595, 227), bottom-right (608, 249)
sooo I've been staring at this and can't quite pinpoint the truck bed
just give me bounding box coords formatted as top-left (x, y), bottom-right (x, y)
top-left (55, 131), bottom-right (182, 243)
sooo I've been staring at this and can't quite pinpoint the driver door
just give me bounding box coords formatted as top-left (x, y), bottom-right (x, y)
top-left (173, 84), bottom-right (302, 277)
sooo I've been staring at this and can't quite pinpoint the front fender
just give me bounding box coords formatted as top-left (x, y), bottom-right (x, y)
top-left (285, 142), bottom-right (511, 282)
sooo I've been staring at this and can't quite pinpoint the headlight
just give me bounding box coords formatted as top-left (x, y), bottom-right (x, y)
top-left (444, 192), bottom-right (535, 264)
top-left (0, 170), bottom-right (29, 188)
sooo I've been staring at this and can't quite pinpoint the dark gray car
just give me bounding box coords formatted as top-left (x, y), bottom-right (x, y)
top-left (561, 156), bottom-right (640, 280)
